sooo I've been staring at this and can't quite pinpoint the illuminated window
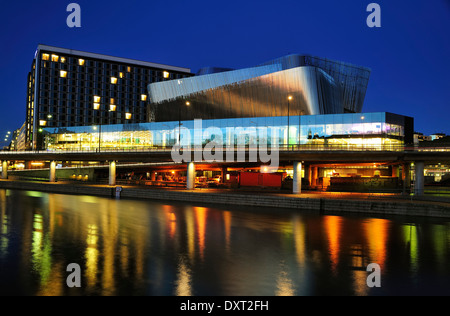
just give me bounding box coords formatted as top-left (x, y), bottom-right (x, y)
top-left (125, 113), bottom-right (132, 120)
top-left (163, 71), bottom-right (170, 78)
top-left (93, 96), bottom-right (101, 103)
top-left (61, 57), bottom-right (66, 63)
top-left (51, 54), bottom-right (59, 62)
top-left (110, 98), bottom-right (115, 104)
top-left (39, 120), bottom-right (47, 126)
top-left (110, 104), bottom-right (117, 112)
top-left (93, 103), bottom-right (100, 110)
top-left (141, 94), bottom-right (147, 101)
top-left (79, 59), bottom-right (85, 66)
top-left (127, 66), bottom-right (131, 72)
top-left (111, 77), bottom-right (118, 84)
top-left (42, 53), bottom-right (50, 61)
top-left (60, 70), bottom-right (67, 78)
top-left (119, 72), bottom-right (124, 78)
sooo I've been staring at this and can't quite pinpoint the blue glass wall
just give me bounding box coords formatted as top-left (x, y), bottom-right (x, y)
top-left (43, 112), bottom-right (410, 151)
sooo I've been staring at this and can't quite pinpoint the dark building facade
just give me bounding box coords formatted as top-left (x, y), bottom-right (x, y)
top-left (147, 54), bottom-right (371, 123)
top-left (26, 45), bottom-right (193, 149)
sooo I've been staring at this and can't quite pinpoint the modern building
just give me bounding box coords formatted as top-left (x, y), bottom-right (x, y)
top-left (147, 54), bottom-right (371, 122)
top-left (414, 132), bottom-right (432, 142)
top-left (43, 112), bottom-right (413, 151)
top-left (41, 54), bottom-right (413, 152)
top-left (8, 124), bottom-right (25, 151)
top-left (25, 45), bottom-right (193, 150)
top-left (431, 133), bottom-right (446, 141)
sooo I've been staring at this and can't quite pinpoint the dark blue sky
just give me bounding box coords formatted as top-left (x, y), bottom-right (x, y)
top-left (0, 0), bottom-right (449, 143)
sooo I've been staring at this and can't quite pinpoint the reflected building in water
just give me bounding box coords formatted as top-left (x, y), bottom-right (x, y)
top-left (1, 190), bottom-right (450, 296)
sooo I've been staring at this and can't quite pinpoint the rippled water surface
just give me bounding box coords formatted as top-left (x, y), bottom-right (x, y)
top-left (1, 189), bottom-right (450, 296)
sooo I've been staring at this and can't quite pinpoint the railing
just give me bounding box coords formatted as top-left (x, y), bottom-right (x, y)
top-left (2, 144), bottom-right (450, 155)
top-left (0, 145), bottom-right (432, 154)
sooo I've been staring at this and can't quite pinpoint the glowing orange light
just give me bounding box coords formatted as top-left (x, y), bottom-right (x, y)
top-left (195, 207), bottom-right (207, 260)
top-left (324, 215), bottom-right (342, 274)
top-left (364, 218), bottom-right (389, 269)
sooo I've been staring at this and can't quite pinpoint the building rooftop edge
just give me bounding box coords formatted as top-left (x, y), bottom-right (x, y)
top-left (36, 44), bottom-right (192, 73)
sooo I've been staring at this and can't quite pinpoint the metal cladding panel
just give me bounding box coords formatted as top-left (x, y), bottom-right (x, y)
top-left (148, 66), bottom-right (344, 122)
top-left (305, 56), bottom-right (370, 113)
top-left (260, 55), bottom-right (371, 113)
top-left (148, 64), bottom-right (282, 104)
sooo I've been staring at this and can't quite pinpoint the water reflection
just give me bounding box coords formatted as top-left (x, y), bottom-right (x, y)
top-left (175, 257), bottom-right (192, 296)
top-left (324, 215), bottom-right (342, 274)
top-left (85, 224), bottom-right (99, 290)
top-left (0, 189), bottom-right (450, 296)
top-left (0, 190), bottom-right (9, 259)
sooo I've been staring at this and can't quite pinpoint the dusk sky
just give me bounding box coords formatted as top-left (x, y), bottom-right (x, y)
top-left (0, 0), bottom-right (449, 144)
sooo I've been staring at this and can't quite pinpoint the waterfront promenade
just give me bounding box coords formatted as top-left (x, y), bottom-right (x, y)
top-left (1, 179), bottom-right (450, 218)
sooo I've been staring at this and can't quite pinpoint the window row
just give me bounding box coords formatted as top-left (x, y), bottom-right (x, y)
top-left (40, 117), bottom-right (140, 127)
top-left (41, 53), bottom-right (189, 77)
top-left (39, 75), bottom-right (160, 87)
top-left (40, 68), bottom-right (175, 82)
top-left (39, 84), bottom-right (149, 95)
top-left (39, 91), bottom-right (148, 100)
top-left (39, 105), bottom-right (146, 114)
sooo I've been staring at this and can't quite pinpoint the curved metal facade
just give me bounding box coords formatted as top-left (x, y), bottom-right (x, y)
top-left (147, 55), bottom-right (370, 122)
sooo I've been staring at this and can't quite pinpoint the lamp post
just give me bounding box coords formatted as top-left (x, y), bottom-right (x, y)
top-left (361, 115), bottom-right (365, 150)
top-left (98, 113), bottom-right (102, 152)
top-left (298, 110), bottom-right (303, 150)
top-left (179, 101), bottom-right (190, 145)
top-left (177, 79), bottom-right (190, 146)
top-left (93, 104), bottom-right (102, 152)
top-left (287, 95), bottom-right (293, 149)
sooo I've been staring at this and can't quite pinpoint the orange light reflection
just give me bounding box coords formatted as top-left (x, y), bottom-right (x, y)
top-left (324, 215), bottom-right (342, 273)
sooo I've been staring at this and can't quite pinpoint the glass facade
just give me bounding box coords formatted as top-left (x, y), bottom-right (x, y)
top-left (43, 112), bottom-right (412, 151)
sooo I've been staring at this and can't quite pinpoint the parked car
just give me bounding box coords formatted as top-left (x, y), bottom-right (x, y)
top-left (207, 175), bottom-right (222, 187)
top-left (195, 176), bottom-right (208, 188)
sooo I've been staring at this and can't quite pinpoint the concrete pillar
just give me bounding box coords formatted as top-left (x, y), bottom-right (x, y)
top-left (151, 171), bottom-right (156, 181)
top-left (1, 161), bottom-right (8, 180)
top-left (293, 161), bottom-right (302, 194)
top-left (187, 162), bottom-right (195, 190)
top-left (414, 161), bottom-right (425, 196)
top-left (221, 166), bottom-right (227, 183)
top-left (311, 166), bottom-right (318, 188)
top-left (109, 161), bottom-right (116, 186)
top-left (49, 161), bottom-right (56, 183)
top-left (402, 163), bottom-right (411, 195)
top-left (392, 165), bottom-right (399, 178)
top-left (307, 165), bottom-right (312, 187)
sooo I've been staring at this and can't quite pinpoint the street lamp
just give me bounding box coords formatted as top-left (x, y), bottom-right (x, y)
top-left (179, 101), bottom-right (190, 145)
top-left (287, 95), bottom-right (293, 149)
top-left (93, 103), bottom-right (103, 152)
top-left (361, 116), bottom-right (365, 149)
